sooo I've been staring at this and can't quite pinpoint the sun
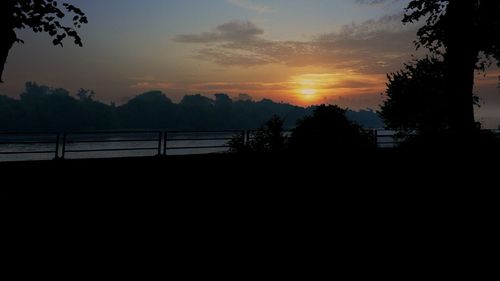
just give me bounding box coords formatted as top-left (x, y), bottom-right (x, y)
top-left (300, 88), bottom-right (317, 96)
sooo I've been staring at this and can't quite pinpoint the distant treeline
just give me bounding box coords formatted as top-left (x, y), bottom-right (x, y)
top-left (0, 82), bottom-right (383, 131)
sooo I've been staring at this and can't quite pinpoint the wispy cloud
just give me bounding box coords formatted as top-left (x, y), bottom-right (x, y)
top-left (355, 0), bottom-right (402, 6)
top-left (130, 81), bottom-right (173, 90)
top-left (226, 0), bottom-right (272, 13)
top-left (173, 14), bottom-right (421, 75)
top-left (174, 21), bottom-right (264, 43)
top-left (355, 0), bottom-right (389, 5)
top-left (129, 73), bottom-right (387, 104)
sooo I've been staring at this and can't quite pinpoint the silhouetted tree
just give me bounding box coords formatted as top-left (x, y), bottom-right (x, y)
top-left (179, 94), bottom-right (215, 130)
top-left (227, 132), bottom-right (248, 153)
top-left (76, 89), bottom-right (95, 101)
top-left (0, 95), bottom-right (21, 131)
top-left (404, 0), bottom-right (500, 135)
top-left (289, 105), bottom-right (375, 153)
top-left (75, 90), bottom-right (115, 130)
top-left (19, 82), bottom-right (78, 130)
top-left (214, 94), bottom-right (233, 129)
top-left (380, 57), bottom-right (480, 135)
top-left (0, 82), bottom-right (383, 131)
top-left (117, 91), bottom-right (175, 129)
top-left (228, 115), bottom-right (286, 153)
top-left (250, 115), bottom-right (286, 153)
top-left (0, 0), bottom-right (87, 82)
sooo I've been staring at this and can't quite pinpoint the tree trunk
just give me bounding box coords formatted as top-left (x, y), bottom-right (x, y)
top-left (0, 1), bottom-right (17, 83)
top-left (444, 0), bottom-right (479, 138)
top-left (0, 31), bottom-right (17, 83)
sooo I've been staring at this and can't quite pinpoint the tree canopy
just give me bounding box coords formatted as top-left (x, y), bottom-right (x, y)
top-left (289, 105), bottom-right (375, 153)
top-left (380, 57), bottom-right (481, 135)
top-left (402, 0), bottom-right (500, 135)
top-left (404, 0), bottom-right (500, 63)
top-left (0, 0), bottom-right (87, 82)
top-left (0, 82), bottom-right (383, 132)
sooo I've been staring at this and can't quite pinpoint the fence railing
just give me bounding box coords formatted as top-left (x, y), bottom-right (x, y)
top-left (373, 129), bottom-right (500, 148)
top-left (0, 130), bottom-right (248, 161)
top-left (62, 131), bottom-right (163, 159)
top-left (0, 132), bottom-right (60, 159)
top-left (2, 129), bottom-right (500, 161)
top-left (163, 130), bottom-right (244, 155)
top-left (373, 129), bottom-right (409, 148)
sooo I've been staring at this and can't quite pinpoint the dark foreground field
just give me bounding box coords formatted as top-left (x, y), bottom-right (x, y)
top-left (1, 151), bottom-right (496, 257)
top-left (1, 149), bottom-right (497, 201)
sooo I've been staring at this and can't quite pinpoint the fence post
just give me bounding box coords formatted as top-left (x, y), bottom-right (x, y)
top-left (61, 133), bottom-right (67, 159)
top-left (374, 129), bottom-right (378, 148)
top-left (163, 131), bottom-right (168, 156)
top-left (157, 131), bottom-right (162, 156)
top-left (54, 133), bottom-right (60, 160)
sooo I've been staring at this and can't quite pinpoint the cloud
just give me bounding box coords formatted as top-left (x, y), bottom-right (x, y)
top-left (193, 48), bottom-right (277, 66)
top-left (226, 0), bottom-right (272, 13)
top-left (317, 13), bottom-right (411, 40)
top-left (130, 74), bottom-right (386, 99)
top-left (189, 81), bottom-right (292, 92)
top-left (325, 79), bottom-right (383, 89)
top-left (355, 0), bottom-right (401, 6)
top-left (328, 92), bottom-right (386, 110)
top-left (130, 81), bottom-right (173, 90)
top-left (174, 15), bottom-right (421, 75)
top-left (355, 0), bottom-right (389, 5)
top-left (173, 20), bottom-right (264, 43)
top-left (129, 79), bottom-right (292, 93)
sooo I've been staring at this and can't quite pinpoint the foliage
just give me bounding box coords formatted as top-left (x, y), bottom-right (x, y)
top-left (0, 82), bottom-right (383, 132)
top-left (7, 0), bottom-right (88, 46)
top-left (380, 57), bottom-right (481, 134)
top-left (401, 0), bottom-right (500, 134)
top-left (118, 91), bottom-right (176, 129)
top-left (404, 0), bottom-right (500, 65)
top-left (289, 105), bottom-right (375, 153)
top-left (229, 115), bottom-right (287, 153)
top-left (0, 0), bottom-right (87, 81)
top-left (403, 0), bottom-right (449, 53)
top-left (227, 133), bottom-right (248, 153)
top-left (76, 89), bottom-right (95, 101)
top-left (249, 115), bottom-right (286, 153)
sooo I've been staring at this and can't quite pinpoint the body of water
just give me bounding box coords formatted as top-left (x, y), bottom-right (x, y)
top-left (0, 130), bottom-right (411, 162)
top-left (0, 132), bottom-right (238, 162)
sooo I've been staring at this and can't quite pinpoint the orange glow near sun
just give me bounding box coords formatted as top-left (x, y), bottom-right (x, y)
top-left (292, 75), bottom-right (334, 104)
top-left (286, 72), bottom-right (387, 106)
top-left (300, 88), bottom-right (317, 95)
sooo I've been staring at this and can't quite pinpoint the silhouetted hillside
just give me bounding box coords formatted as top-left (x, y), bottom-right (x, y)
top-left (0, 82), bottom-right (383, 131)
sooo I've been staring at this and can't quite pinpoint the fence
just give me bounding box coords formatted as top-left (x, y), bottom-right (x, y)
top-left (163, 130), bottom-right (244, 155)
top-left (374, 129), bottom-right (408, 148)
top-left (0, 132), bottom-right (60, 159)
top-left (0, 130), bottom-right (246, 161)
top-left (373, 129), bottom-right (500, 148)
top-left (2, 129), bottom-right (500, 161)
top-left (61, 131), bottom-right (163, 159)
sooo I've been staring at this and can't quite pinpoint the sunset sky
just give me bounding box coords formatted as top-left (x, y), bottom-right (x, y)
top-left (0, 0), bottom-right (498, 124)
